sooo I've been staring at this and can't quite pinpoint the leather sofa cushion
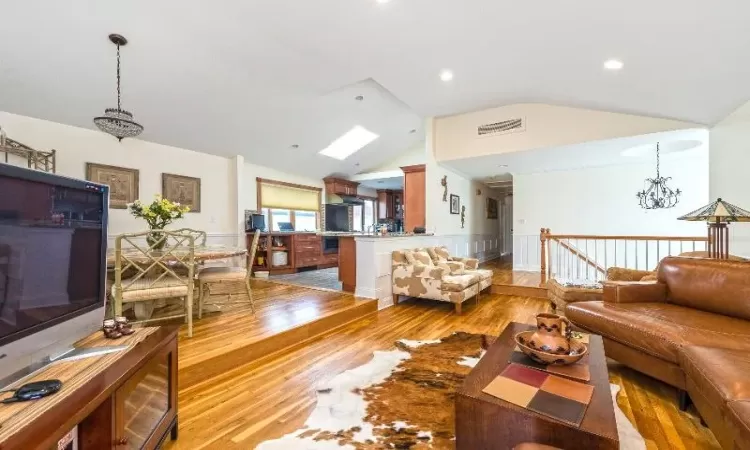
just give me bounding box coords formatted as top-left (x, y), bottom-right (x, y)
top-left (658, 257), bottom-right (750, 321)
top-left (728, 401), bottom-right (750, 450)
top-left (566, 301), bottom-right (750, 364)
top-left (679, 346), bottom-right (750, 408)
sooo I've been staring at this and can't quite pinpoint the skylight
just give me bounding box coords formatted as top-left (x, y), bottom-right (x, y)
top-left (319, 126), bottom-right (379, 160)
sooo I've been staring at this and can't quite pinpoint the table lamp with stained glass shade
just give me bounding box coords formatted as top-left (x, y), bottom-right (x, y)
top-left (677, 198), bottom-right (750, 259)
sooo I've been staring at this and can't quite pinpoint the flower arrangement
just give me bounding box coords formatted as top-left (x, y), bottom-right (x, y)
top-left (128, 195), bottom-right (190, 230)
top-left (128, 196), bottom-right (190, 249)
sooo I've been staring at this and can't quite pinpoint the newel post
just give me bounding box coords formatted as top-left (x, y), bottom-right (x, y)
top-left (540, 228), bottom-right (550, 283)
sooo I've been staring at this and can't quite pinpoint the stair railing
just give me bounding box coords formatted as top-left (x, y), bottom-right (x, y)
top-left (540, 228), bottom-right (708, 282)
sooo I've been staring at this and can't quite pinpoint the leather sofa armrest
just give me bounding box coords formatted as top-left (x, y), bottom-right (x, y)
top-left (602, 281), bottom-right (667, 304)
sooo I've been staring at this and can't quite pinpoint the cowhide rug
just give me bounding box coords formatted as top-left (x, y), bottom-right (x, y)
top-left (256, 332), bottom-right (646, 450)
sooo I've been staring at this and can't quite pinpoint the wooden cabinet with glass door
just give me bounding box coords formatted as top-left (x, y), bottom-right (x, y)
top-left (113, 339), bottom-right (177, 449)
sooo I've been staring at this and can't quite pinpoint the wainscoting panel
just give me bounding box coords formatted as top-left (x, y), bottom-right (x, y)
top-left (513, 234), bottom-right (541, 271)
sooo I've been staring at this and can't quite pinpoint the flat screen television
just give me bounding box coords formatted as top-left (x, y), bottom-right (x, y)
top-left (325, 204), bottom-right (349, 232)
top-left (0, 163), bottom-right (108, 386)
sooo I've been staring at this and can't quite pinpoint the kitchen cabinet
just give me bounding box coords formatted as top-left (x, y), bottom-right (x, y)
top-left (323, 177), bottom-right (359, 197)
top-left (251, 233), bottom-right (335, 274)
top-left (401, 165), bottom-right (426, 232)
top-left (377, 189), bottom-right (404, 220)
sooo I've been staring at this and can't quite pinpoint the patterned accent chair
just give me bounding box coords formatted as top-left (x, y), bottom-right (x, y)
top-left (392, 248), bottom-right (484, 314)
top-left (426, 246), bottom-right (494, 293)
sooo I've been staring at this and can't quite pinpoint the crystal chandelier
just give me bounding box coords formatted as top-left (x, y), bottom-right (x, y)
top-left (93, 34), bottom-right (143, 141)
top-left (636, 142), bottom-right (681, 209)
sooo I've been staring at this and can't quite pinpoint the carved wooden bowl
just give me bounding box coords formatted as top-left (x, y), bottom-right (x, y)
top-left (514, 331), bottom-right (588, 365)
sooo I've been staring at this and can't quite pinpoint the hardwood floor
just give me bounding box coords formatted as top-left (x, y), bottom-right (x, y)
top-left (165, 283), bottom-right (720, 450)
top-left (176, 281), bottom-right (376, 388)
top-left (483, 258), bottom-right (544, 287)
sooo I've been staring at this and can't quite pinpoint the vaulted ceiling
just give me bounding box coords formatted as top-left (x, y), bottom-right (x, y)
top-left (1, 0), bottom-right (748, 178)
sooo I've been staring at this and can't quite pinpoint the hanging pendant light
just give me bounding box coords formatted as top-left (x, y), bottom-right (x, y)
top-left (93, 34), bottom-right (143, 141)
top-left (636, 142), bottom-right (681, 209)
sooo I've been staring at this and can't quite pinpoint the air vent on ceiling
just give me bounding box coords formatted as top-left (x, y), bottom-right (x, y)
top-left (477, 117), bottom-right (525, 137)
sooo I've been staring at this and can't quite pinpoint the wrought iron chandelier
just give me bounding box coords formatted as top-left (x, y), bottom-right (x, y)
top-left (636, 142), bottom-right (681, 209)
top-left (93, 34), bottom-right (143, 141)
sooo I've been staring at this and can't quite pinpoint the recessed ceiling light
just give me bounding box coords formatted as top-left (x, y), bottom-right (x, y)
top-left (439, 69), bottom-right (454, 82)
top-left (355, 95), bottom-right (364, 101)
top-left (603, 59), bottom-right (624, 70)
top-left (376, 0), bottom-right (391, 3)
top-left (319, 126), bottom-right (379, 160)
top-left (498, 164), bottom-right (508, 168)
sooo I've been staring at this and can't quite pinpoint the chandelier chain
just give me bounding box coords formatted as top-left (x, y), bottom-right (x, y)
top-left (116, 42), bottom-right (121, 111)
top-left (656, 144), bottom-right (661, 179)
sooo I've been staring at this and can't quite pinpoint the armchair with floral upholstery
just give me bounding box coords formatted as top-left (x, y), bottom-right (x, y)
top-left (392, 248), bottom-right (481, 314)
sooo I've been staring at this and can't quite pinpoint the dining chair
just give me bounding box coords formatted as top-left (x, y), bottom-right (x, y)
top-left (197, 229), bottom-right (259, 317)
top-left (171, 228), bottom-right (207, 246)
top-left (111, 230), bottom-right (197, 337)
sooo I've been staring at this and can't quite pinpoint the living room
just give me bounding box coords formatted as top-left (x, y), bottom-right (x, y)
top-left (1, 1), bottom-right (750, 450)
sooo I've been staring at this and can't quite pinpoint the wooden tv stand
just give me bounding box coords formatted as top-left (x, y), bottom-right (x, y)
top-left (0, 326), bottom-right (178, 450)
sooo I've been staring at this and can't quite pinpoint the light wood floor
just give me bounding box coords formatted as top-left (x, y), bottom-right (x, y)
top-left (483, 258), bottom-right (544, 287)
top-left (165, 283), bottom-right (720, 450)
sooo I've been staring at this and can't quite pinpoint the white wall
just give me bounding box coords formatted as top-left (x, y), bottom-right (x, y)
top-left (424, 118), bottom-right (500, 261)
top-left (512, 147), bottom-right (709, 269)
top-left (0, 111), bottom-right (235, 239)
top-left (710, 100), bottom-right (750, 257)
top-left (433, 103), bottom-right (702, 163)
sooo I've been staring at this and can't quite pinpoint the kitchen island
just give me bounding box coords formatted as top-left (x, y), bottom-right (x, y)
top-left (338, 234), bottom-right (438, 308)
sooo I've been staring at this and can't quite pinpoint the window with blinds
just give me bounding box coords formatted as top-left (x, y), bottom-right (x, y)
top-left (259, 181), bottom-right (320, 211)
top-left (257, 179), bottom-right (322, 232)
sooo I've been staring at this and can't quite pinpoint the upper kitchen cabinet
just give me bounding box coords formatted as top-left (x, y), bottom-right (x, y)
top-left (323, 177), bottom-right (359, 197)
top-left (377, 189), bottom-right (404, 220)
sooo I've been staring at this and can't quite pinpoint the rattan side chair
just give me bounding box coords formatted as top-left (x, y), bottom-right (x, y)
top-left (171, 228), bottom-right (207, 246)
top-left (111, 230), bottom-right (197, 337)
top-left (197, 229), bottom-right (259, 317)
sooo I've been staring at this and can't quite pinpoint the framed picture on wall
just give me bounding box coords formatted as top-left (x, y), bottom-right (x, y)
top-left (450, 194), bottom-right (460, 214)
top-left (85, 163), bottom-right (139, 209)
top-left (162, 173), bottom-right (201, 213)
top-left (486, 197), bottom-right (499, 219)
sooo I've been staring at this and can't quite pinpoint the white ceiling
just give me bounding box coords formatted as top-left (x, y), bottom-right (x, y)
top-left (445, 129), bottom-right (708, 181)
top-left (0, 1), bottom-right (748, 179)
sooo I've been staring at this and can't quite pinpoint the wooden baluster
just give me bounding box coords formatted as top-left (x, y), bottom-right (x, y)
top-left (539, 228), bottom-right (549, 283)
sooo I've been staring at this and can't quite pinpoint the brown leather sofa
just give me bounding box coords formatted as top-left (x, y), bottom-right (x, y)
top-left (565, 257), bottom-right (750, 449)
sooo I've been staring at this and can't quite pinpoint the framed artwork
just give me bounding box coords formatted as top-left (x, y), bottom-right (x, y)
top-left (486, 197), bottom-right (499, 219)
top-left (86, 163), bottom-right (139, 209)
top-left (450, 194), bottom-right (460, 215)
top-left (162, 173), bottom-right (201, 212)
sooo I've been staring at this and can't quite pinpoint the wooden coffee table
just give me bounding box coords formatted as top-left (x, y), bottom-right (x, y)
top-left (455, 322), bottom-right (619, 449)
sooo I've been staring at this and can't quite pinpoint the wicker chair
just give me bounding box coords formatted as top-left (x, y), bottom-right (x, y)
top-left (111, 231), bottom-right (196, 337)
top-left (171, 228), bottom-right (207, 246)
top-left (197, 229), bottom-right (259, 316)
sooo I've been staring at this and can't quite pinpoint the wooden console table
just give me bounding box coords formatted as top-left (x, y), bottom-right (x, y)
top-left (0, 326), bottom-right (178, 450)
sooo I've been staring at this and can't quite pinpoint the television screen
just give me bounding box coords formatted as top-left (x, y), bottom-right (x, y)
top-left (325, 204), bottom-right (349, 232)
top-left (0, 166), bottom-right (107, 346)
